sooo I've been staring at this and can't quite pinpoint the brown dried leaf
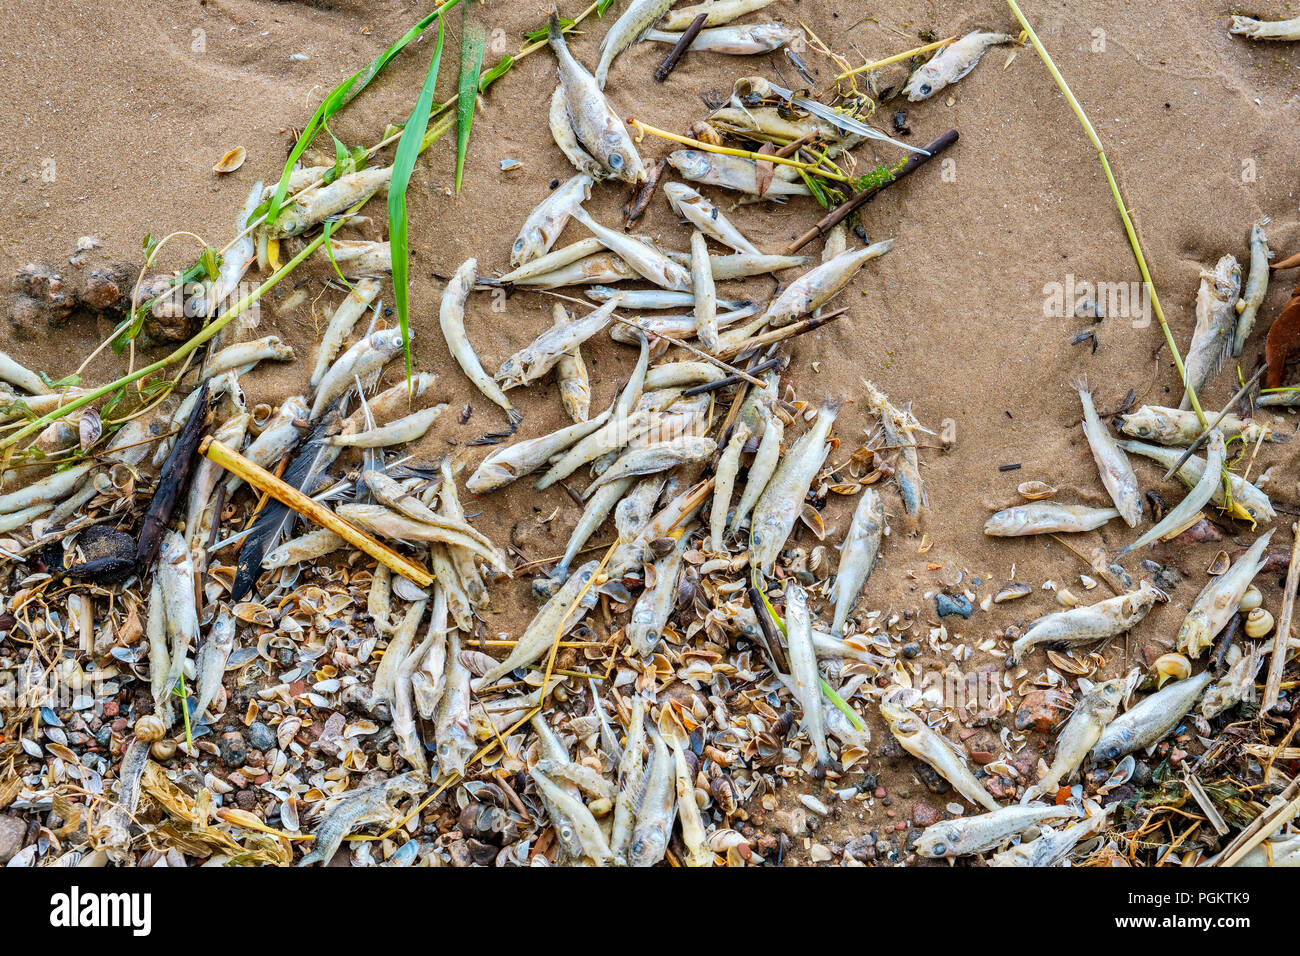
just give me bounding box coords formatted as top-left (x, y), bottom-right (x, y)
top-left (1264, 281), bottom-right (1300, 389)
top-left (754, 143), bottom-right (776, 197)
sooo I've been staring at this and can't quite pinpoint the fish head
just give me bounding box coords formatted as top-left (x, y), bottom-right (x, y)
top-left (370, 328), bottom-right (407, 356)
top-left (914, 824), bottom-right (962, 858)
top-left (902, 65), bottom-right (941, 101)
top-left (627, 821), bottom-right (670, 867)
top-left (878, 699), bottom-right (921, 736)
top-left (667, 150), bottom-right (709, 180)
top-left (1091, 727), bottom-right (1133, 764)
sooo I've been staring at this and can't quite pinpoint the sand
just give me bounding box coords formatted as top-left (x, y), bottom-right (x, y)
top-left (3, 0), bottom-right (1300, 860)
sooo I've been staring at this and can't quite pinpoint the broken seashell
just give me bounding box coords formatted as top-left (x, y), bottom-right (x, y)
top-left (213, 146), bottom-right (247, 174)
top-left (1017, 480), bottom-right (1056, 501)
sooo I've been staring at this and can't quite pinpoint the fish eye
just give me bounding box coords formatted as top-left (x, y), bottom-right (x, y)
top-left (931, 844), bottom-right (945, 856)
top-left (919, 83), bottom-right (932, 96)
top-left (609, 153), bottom-right (624, 170)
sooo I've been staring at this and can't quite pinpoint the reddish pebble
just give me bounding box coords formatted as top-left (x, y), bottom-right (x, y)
top-left (102, 701), bottom-right (119, 718)
top-left (873, 786), bottom-right (887, 799)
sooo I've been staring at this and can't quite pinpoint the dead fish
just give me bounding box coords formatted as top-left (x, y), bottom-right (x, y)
top-left (1009, 581), bottom-right (1161, 664)
top-left (667, 149), bottom-right (810, 197)
top-left (583, 435), bottom-right (717, 498)
top-left (203, 336), bottom-right (295, 380)
top-left (661, 0), bottom-right (778, 31)
top-left (830, 486), bottom-right (885, 638)
top-left (984, 502), bottom-right (1119, 537)
top-left (439, 259), bottom-right (517, 423)
top-left (552, 304), bottom-right (592, 422)
top-left (1025, 678), bottom-right (1126, 799)
top-left (478, 561), bottom-right (601, 683)
top-left (862, 379), bottom-right (927, 517)
top-left (626, 535), bottom-right (686, 656)
top-left (709, 422), bottom-right (750, 551)
top-left (628, 726), bottom-right (675, 866)
top-left (1118, 439), bottom-right (1275, 521)
top-left (499, 250), bottom-right (640, 289)
top-left (1092, 670), bottom-right (1213, 762)
top-left (587, 286), bottom-right (752, 312)
top-left (643, 23), bottom-right (798, 55)
top-left (595, 0), bottom-right (676, 89)
top-left (310, 278), bottom-right (382, 389)
top-left (690, 231), bottom-right (719, 351)
top-left (569, 206), bottom-right (693, 290)
top-left (0, 353), bottom-right (51, 395)
top-left (765, 240), bottom-right (894, 327)
top-left (226, 395), bottom-right (309, 494)
top-left (273, 165), bottom-right (393, 237)
top-left (435, 630), bottom-right (475, 776)
top-left (532, 762), bottom-right (617, 865)
top-left (903, 31), bottom-right (1015, 101)
top-left (263, 527), bottom-right (347, 570)
top-left (662, 182), bottom-right (760, 255)
top-left (1180, 255), bottom-right (1241, 410)
top-left (730, 400), bottom-right (782, 532)
top-left (549, 85), bottom-right (608, 181)
top-left (750, 398), bottom-right (840, 573)
top-left (192, 608), bottom-right (236, 720)
top-left (330, 404), bottom-right (448, 448)
top-left (1177, 530), bottom-right (1273, 658)
top-left (988, 810), bottom-right (1112, 867)
top-left (880, 698), bottom-right (1000, 811)
top-left (1202, 644), bottom-right (1264, 719)
top-left (548, 11), bottom-right (646, 183)
top-left (321, 239), bottom-right (392, 276)
top-left (1117, 404), bottom-right (1266, 446)
top-left (497, 297), bottom-right (621, 389)
top-left (467, 410), bottom-right (612, 493)
top-left (296, 774), bottom-right (423, 866)
top-left (512, 174), bottom-right (593, 267)
top-left (609, 304), bottom-right (758, 344)
top-left (1077, 379), bottom-right (1142, 527)
top-left (1118, 430), bottom-right (1224, 555)
top-left (784, 583), bottom-right (829, 767)
top-left (1234, 219), bottom-right (1272, 357)
top-left (310, 328), bottom-right (405, 420)
top-left (494, 238), bottom-right (606, 285)
top-left (915, 803), bottom-right (1081, 859)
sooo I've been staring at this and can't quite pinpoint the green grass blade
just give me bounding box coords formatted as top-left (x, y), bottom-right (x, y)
top-left (455, 9), bottom-right (486, 192)
top-left (263, 0), bottom-right (466, 229)
top-left (389, 20), bottom-right (447, 386)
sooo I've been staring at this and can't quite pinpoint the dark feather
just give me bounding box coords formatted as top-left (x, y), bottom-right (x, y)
top-left (136, 381), bottom-right (210, 569)
top-left (230, 406), bottom-right (343, 602)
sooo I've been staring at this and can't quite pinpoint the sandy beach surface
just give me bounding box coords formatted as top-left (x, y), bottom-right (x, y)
top-left (1, 0), bottom-right (1299, 865)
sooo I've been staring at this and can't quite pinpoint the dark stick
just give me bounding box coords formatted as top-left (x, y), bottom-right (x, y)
top-left (784, 128), bottom-right (959, 255)
top-left (136, 380), bottom-right (210, 569)
top-left (654, 13), bottom-right (707, 82)
top-left (682, 357), bottom-right (783, 396)
top-left (623, 157), bottom-right (666, 228)
top-left (747, 586), bottom-right (790, 674)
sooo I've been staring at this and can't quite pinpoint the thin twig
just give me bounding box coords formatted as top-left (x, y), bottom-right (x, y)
top-left (1263, 519), bottom-right (1300, 713)
top-left (654, 13), bottom-right (707, 82)
top-left (784, 130), bottom-right (958, 254)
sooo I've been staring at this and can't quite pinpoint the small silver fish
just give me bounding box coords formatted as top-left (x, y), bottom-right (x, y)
top-left (1180, 255), bottom-right (1241, 409)
top-left (903, 31), bottom-right (1014, 101)
top-left (511, 174), bottom-right (593, 267)
top-left (1010, 581), bottom-right (1160, 664)
top-left (1077, 380), bottom-right (1142, 527)
top-left (595, 0), bottom-right (676, 89)
top-left (548, 13), bottom-right (646, 183)
top-left (439, 259), bottom-right (517, 423)
top-left (663, 182), bottom-right (760, 255)
top-left (830, 487), bottom-right (885, 638)
top-left (1092, 670), bottom-right (1213, 762)
top-left (643, 23), bottom-right (798, 55)
top-left (1233, 219), bottom-right (1271, 357)
top-left (984, 502), bottom-right (1119, 536)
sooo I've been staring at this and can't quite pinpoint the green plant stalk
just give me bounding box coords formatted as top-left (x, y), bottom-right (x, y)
top-left (1006, 0), bottom-right (1233, 503)
top-left (174, 674), bottom-right (194, 753)
top-left (0, 226), bottom-right (336, 451)
top-left (750, 570), bottom-right (866, 733)
top-left (264, 0), bottom-right (467, 227)
top-left (389, 20), bottom-right (447, 387)
top-left (1005, 0), bottom-right (1200, 424)
top-left (455, 8), bottom-right (486, 192)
